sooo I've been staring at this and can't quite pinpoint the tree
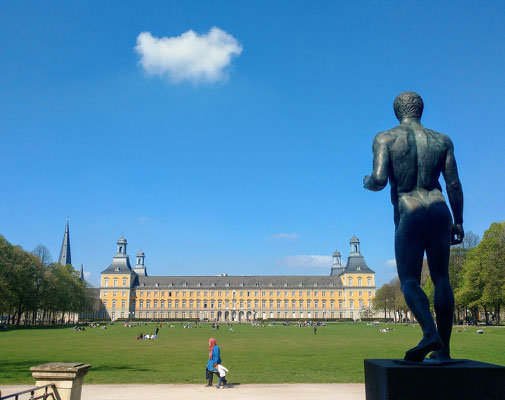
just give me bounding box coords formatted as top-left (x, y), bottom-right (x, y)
top-left (32, 244), bottom-right (52, 266)
top-left (457, 223), bottom-right (505, 324)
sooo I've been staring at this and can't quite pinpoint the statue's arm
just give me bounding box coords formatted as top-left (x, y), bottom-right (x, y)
top-left (364, 133), bottom-right (389, 191)
top-left (443, 137), bottom-right (464, 243)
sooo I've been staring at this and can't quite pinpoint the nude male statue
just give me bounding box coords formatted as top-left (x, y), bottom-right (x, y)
top-left (363, 92), bottom-right (464, 362)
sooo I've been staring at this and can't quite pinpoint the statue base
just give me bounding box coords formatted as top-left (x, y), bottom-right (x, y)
top-left (364, 359), bottom-right (505, 400)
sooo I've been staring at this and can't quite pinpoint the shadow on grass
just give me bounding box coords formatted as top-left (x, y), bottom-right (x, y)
top-left (0, 360), bottom-right (43, 379)
top-left (90, 365), bottom-right (154, 372)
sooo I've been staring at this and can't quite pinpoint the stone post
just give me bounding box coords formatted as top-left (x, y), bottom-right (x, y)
top-left (30, 363), bottom-right (91, 400)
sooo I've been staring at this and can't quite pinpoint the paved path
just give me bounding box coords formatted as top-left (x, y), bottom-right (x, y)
top-left (1, 384), bottom-right (365, 399)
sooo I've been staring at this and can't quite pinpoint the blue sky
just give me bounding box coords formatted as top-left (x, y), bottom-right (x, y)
top-left (1, 1), bottom-right (504, 287)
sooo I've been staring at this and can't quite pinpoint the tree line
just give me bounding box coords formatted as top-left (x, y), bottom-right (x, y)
top-left (0, 234), bottom-right (88, 325)
top-left (373, 221), bottom-right (505, 324)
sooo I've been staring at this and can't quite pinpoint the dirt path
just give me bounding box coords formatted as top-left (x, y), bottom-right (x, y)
top-left (1, 384), bottom-right (365, 400)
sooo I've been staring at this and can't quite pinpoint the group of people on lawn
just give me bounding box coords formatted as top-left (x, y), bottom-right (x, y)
top-left (205, 337), bottom-right (229, 389)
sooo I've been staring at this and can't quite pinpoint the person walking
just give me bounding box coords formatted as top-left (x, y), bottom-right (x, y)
top-left (205, 337), bottom-right (221, 387)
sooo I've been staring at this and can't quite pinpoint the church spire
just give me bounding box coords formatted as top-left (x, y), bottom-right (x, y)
top-left (79, 263), bottom-right (84, 280)
top-left (58, 220), bottom-right (72, 265)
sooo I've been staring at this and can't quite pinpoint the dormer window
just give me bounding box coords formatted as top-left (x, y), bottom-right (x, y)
top-left (114, 267), bottom-right (119, 272)
top-left (226, 283), bottom-right (230, 287)
top-left (155, 282), bottom-right (159, 287)
top-left (255, 283), bottom-right (259, 287)
top-left (357, 266), bottom-right (361, 271)
top-left (299, 283), bottom-right (303, 287)
top-left (197, 283), bottom-right (201, 287)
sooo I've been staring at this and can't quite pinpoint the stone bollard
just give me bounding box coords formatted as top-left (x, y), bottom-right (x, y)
top-left (30, 363), bottom-right (91, 400)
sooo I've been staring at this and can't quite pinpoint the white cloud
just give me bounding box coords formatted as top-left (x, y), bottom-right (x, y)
top-left (384, 259), bottom-right (397, 268)
top-left (135, 27), bottom-right (243, 84)
top-left (83, 271), bottom-right (91, 279)
top-left (138, 217), bottom-right (149, 223)
top-left (279, 255), bottom-right (332, 269)
top-left (271, 233), bottom-right (299, 239)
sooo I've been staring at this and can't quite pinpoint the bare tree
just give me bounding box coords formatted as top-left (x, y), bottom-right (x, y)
top-left (32, 244), bottom-right (52, 266)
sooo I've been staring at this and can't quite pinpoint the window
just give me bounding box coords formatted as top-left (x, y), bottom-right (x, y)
top-left (314, 291), bottom-right (318, 296)
top-left (218, 301), bottom-right (222, 308)
top-left (112, 300), bottom-right (117, 308)
top-left (254, 300), bottom-right (259, 308)
top-left (269, 291), bottom-right (273, 296)
top-left (262, 291), bottom-right (266, 296)
top-left (121, 300), bottom-right (126, 309)
top-left (299, 300), bottom-right (304, 308)
top-left (103, 300), bottom-right (108, 307)
top-left (122, 278), bottom-right (127, 286)
top-left (262, 300), bottom-right (266, 308)
top-left (154, 300), bottom-right (158, 309)
top-left (348, 277), bottom-right (353, 285)
top-left (359, 291), bottom-right (362, 297)
top-left (211, 301), bottom-right (215, 309)
top-left (247, 300), bottom-right (251, 308)
top-left (358, 278), bottom-right (362, 286)
top-left (103, 292), bottom-right (108, 297)
top-left (350, 300), bottom-right (354, 309)
top-left (306, 291), bottom-right (310, 296)
top-left (167, 300), bottom-right (172, 308)
top-left (189, 300), bottom-right (194, 308)
top-left (284, 300), bottom-right (288, 308)
top-left (367, 277), bottom-right (372, 286)
top-left (147, 292), bottom-right (151, 297)
top-left (349, 291), bottom-right (353, 296)
top-left (139, 300), bottom-right (143, 309)
top-left (104, 278), bottom-right (109, 287)
top-left (146, 300), bottom-right (151, 308)
top-left (113, 278), bottom-right (118, 287)
top-left (113, 292), bottom-right (117, 296)
top-left (322, 300), bottom-right (326, 308)
top-left (247, 291), bottom-right (250, 297)
top-left (315, 300), bottom-right (319, 308)
top-left (269, 300), bottom-right (273, 308)
top-left (321, 292), bottom-right (326, 296)
top-left (330, 300), bottom-right (335, 308)
top-left (277, 292), bottom-right (280, 296)
top-left (307, 300), bottom-right (311, 308)
top-left (204, 301), bottom-right (208, 309)
top-left (291, 300), bottom-right (296, 308)
top-left (254, 291), bottom-right (259, 296)
top-left (368, 291), bottom-right (372, 297)
top-left (284, 291), bottom-right (288, 296)
top-left (277, 300), bottom-right (281, 309)
top-left (161, 300), bottom-right (165, 309)
top-left (299, 291), bottom-right (303, 296)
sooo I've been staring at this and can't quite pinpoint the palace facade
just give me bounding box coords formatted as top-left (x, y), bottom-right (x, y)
top-left (98, 236), bottom-right (376, 322)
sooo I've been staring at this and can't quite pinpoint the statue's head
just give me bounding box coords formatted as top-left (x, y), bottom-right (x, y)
top-left (393, 91), bottom-right (424, 121)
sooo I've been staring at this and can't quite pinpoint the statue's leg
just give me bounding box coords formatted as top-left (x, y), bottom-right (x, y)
top-left (426, 202), bottom-right (454, 361)
top-left (395, 209), bottom-right (442, 361)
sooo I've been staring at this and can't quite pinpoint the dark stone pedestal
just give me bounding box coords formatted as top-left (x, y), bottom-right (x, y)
top-left (364, 359), bottom-right (505, 400)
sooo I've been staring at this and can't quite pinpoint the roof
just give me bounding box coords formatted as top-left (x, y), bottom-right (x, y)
top-left (85, 288), bottom-right (101, 298)
top-left (58, 221), bottom-right (71, 265)
top-left (349, 236), bottom-right (360, 242)
top-left (343, 254), bottom-right (375, 274)
top-left (101, 254), bottom-right (134, 274)
top-left (132, 275), bottom-right (344, 289)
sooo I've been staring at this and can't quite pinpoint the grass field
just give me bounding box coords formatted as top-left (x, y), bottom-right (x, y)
top-left (0, 322), bottom-right (504, 384)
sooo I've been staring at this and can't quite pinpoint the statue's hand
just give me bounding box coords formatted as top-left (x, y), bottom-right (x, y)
top-left (451, 224), bottom-right (464, 245)
top-left (363, 175), bottom-right (372, 189)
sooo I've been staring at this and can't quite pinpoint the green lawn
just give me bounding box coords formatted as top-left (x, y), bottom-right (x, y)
top-left (0, 322), bottom-right (503, 384)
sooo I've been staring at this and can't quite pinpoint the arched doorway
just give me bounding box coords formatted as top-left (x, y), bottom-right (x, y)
top-left (231, 311), bottom-right (237, 322)
top-left (224, 311), bottom-right (230, 321)
top-left (246, 311), bottom-right (252, 321)
top-left (239, 311), bottom-right (244, 321)
top-left (217, 311), bottom-right (222, 321)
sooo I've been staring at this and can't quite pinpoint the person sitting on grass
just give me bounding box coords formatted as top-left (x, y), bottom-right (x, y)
top-left (213, 362), bottom-right (229, 389)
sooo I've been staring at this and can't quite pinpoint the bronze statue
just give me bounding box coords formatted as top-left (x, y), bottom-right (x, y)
top-left (364, 92), bottom-right (464, 362)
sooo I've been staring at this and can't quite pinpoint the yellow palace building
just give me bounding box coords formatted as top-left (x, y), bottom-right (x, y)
top-left (98, 236), bottom-right (376, 322)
